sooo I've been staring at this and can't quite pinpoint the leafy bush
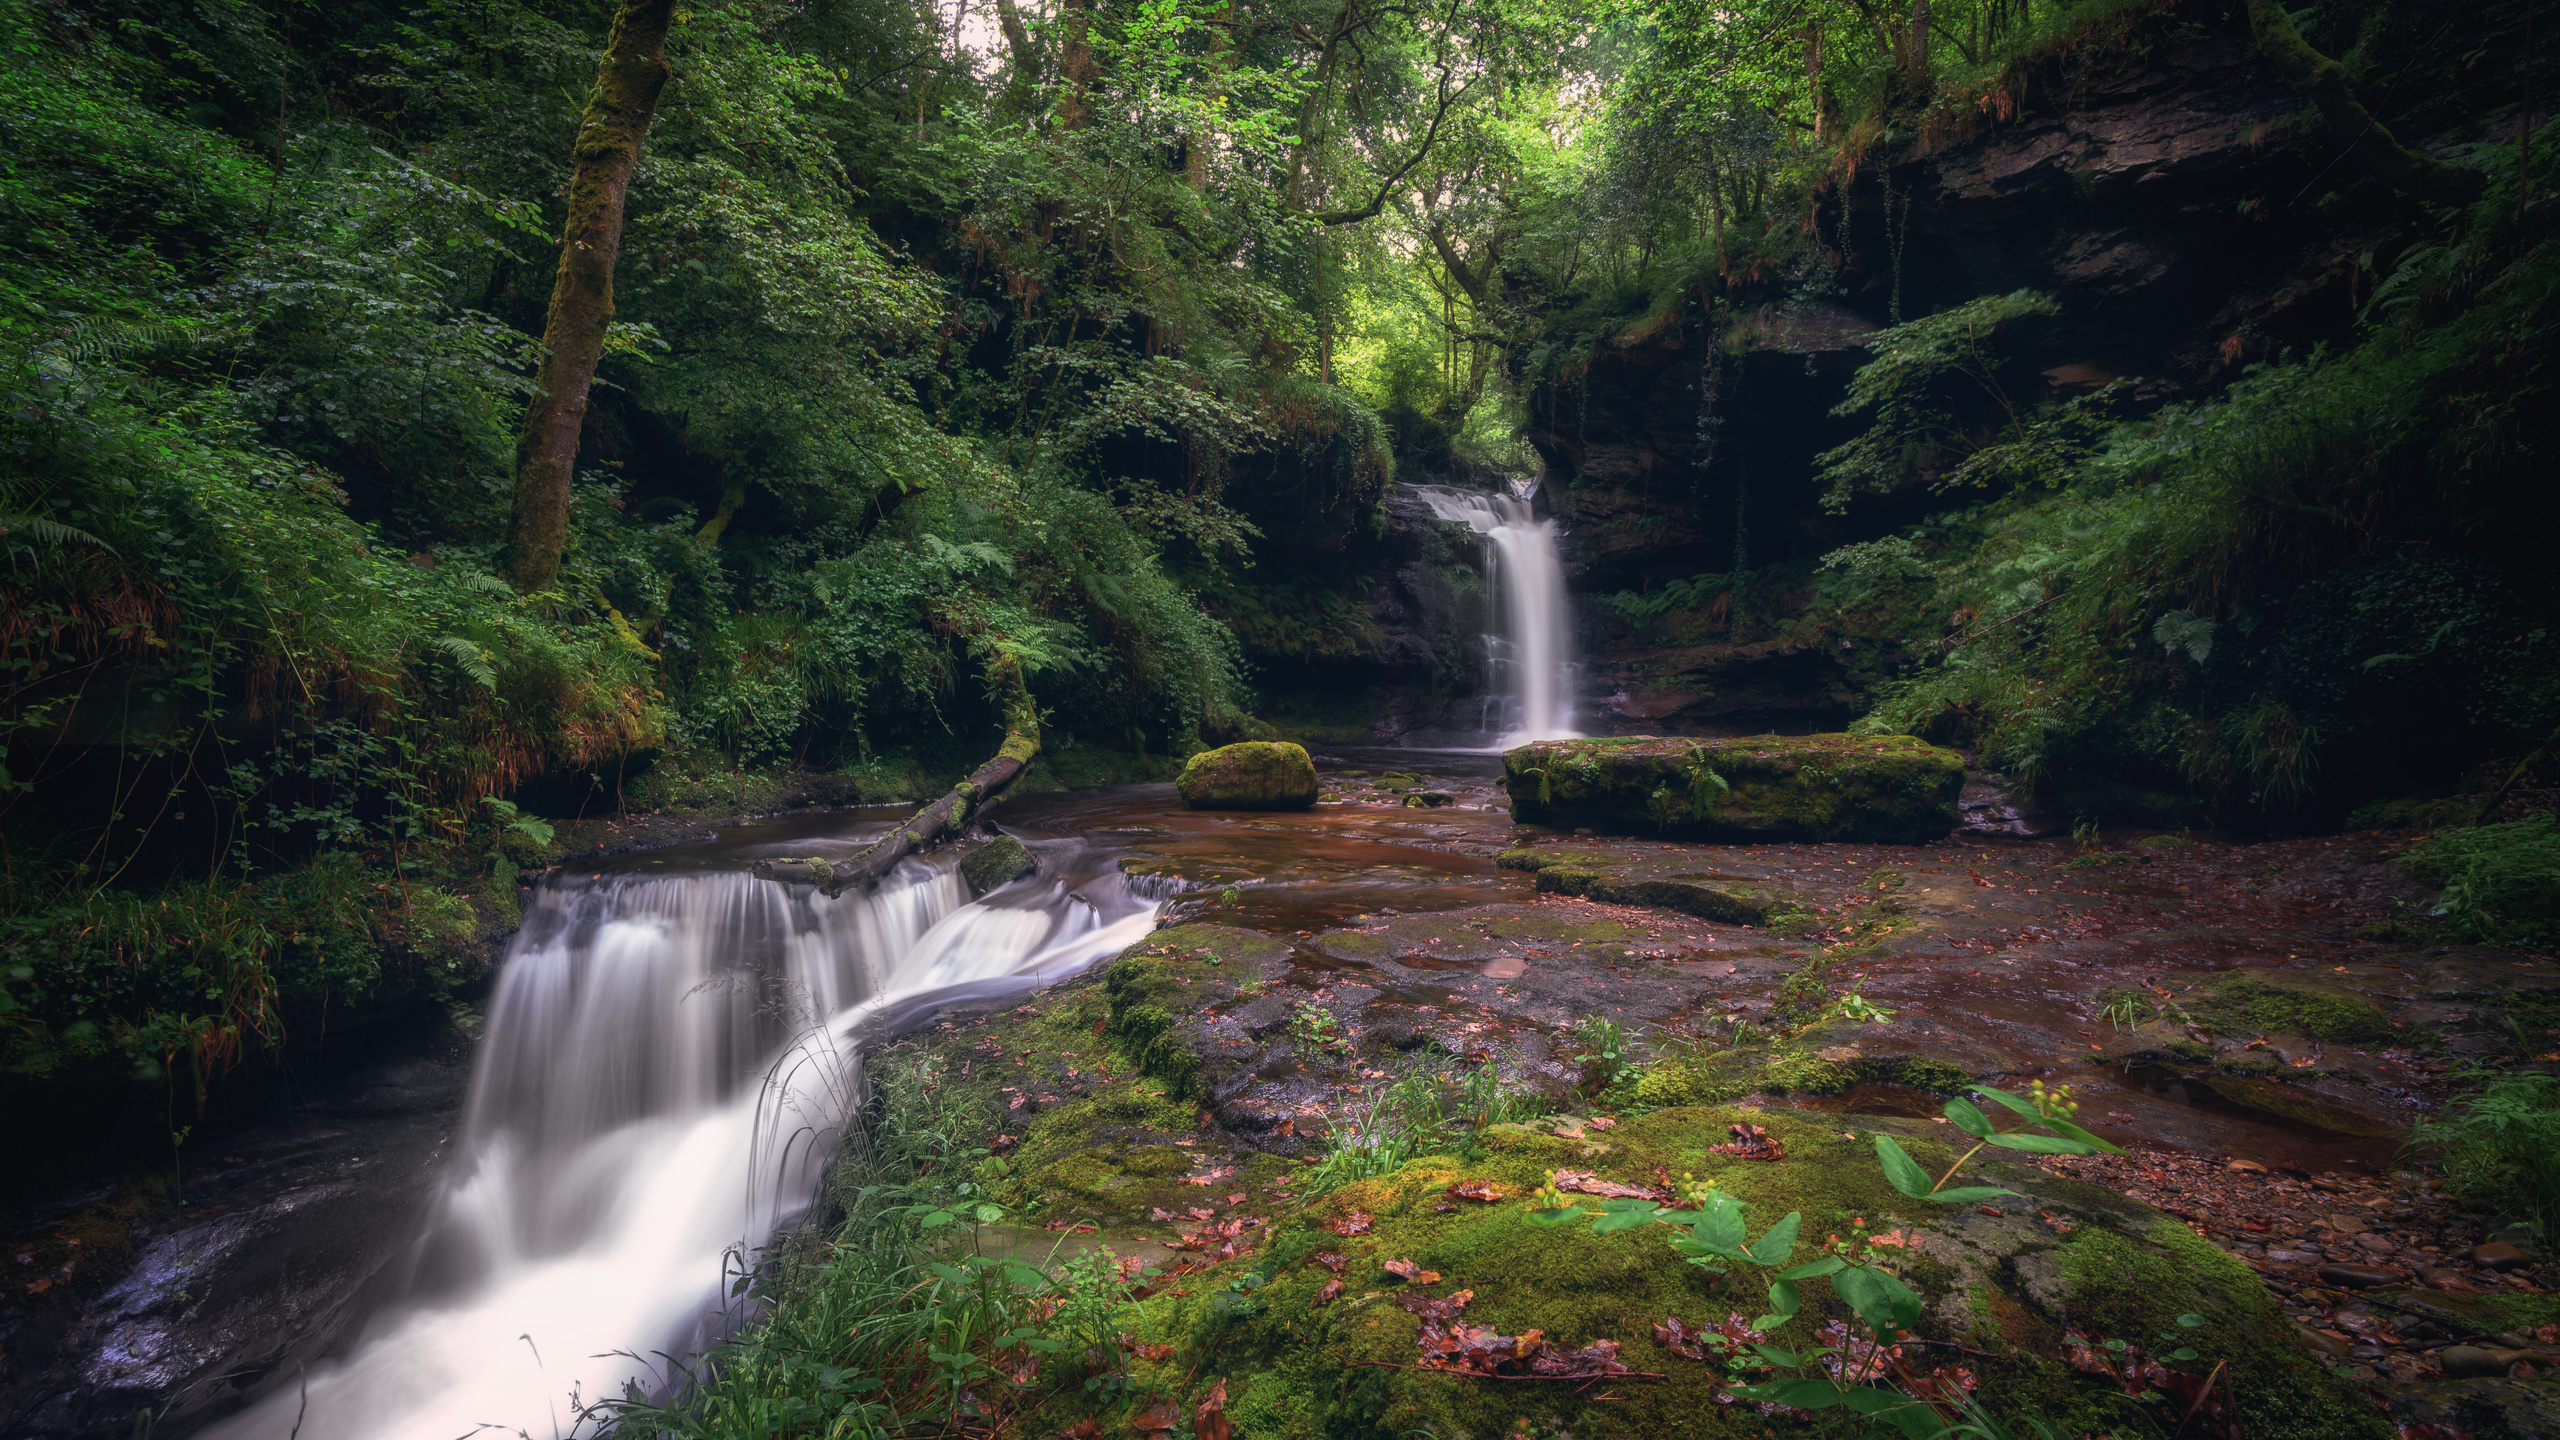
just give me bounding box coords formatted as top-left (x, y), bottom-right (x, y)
top-left (2402, 815), bottom-right (2560, 949)
top-left (2411, 1070), bottom-right (2560, 1230)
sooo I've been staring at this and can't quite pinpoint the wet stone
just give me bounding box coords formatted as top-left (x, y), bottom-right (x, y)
top-left (2317, 1263), bottom-right (2405, 1289)
top-left (2440, 1345), bottom-right (2506, 1378)
top-left (2473, 1241), bottom-right (2531, 1270)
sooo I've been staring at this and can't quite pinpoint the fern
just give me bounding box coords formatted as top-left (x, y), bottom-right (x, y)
top-left (0, 513), bottom-right (116, 555)
top-left (429, 635), bottom-right (498, 689)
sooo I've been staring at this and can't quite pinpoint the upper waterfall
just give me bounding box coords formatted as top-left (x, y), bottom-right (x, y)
top-left (1409, 479), bottom-right (1582, 748)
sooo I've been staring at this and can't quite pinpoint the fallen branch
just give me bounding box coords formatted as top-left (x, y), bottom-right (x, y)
top-left (808, 651), bottom-right (1039, 895)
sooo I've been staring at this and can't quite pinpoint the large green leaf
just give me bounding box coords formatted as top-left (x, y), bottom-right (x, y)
top-left (1834, 1264), bottom-right (1923, 1337)
top-left (1592, 1199), bottom-right (1663, 1234)
top-left (1942, 1097), bottom-right (1994, 1138)
top-left (1729, 1378), bottom-right (1849, 1409)
top-left (1779, 1255), bottom-right (1846, 1280)
top-left (1971, 1086), bottom-right (2126, 1154)
top-left (1983, 1132), bottom-right (2098, 1155)
top-left (1690, 1189), bottom-right (1748, 1253)
top-left (1874, 1136), bottom-right (1938, 1198)
top-left (1747, 1210), bottom-right (1803, 1265)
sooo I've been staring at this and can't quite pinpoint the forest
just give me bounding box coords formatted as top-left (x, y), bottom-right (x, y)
top-left (1, 0), bottom-right (2556, 1433)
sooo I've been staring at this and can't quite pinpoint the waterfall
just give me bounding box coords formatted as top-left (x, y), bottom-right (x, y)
top-left (204, 841), bottom-right (1162, 1440)
top-left (1410, 479), bottom-right (1581, 747)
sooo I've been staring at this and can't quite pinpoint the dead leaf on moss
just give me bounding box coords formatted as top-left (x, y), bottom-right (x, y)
top-left (1313, 1279), bottom-right (1344, 1306)
top-left (1551, 1168), bottom-right (1656, 1200)
top-left (1399, 1288), bottom-right (1474, 1321)
top-left (1329, 1210), bottom-right (1373, 1236)
top-left (1129, 1397), bottom-right (1182, 1436)
top-left (1312, 1250), bottom-right (1347, 1272)
top-left (1449, 1179), bottom-right (1505, 1202)
top-left (1195, 1378), bottom-right (1234, 1440)
top-left (1653, 1317), bottom-right (1709, 1360)
top-left (1708, 1123), bottom-right (1787, 1161)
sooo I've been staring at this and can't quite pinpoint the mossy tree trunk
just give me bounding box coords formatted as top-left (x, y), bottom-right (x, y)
top-left (2245, 0), bottom-right (2481, 204)
top-left (504, 0), bottom-right (681, 594)
top-left (828, 653), bottom-right (1041, 893)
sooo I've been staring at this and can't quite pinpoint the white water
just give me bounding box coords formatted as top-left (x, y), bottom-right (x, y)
top-left (1410, 478), bottom-right (1581, 746)
top-left (205, 848), bottom-right (1160, 1440)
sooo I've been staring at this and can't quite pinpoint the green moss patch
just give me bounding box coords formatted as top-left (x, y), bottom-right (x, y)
top-left (2192, 973), bottom-right (2403, 1045)
top-left (1503, 733), bottom-right (1965, 844)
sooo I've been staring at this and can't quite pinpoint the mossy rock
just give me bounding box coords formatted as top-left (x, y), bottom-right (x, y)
top-left (1176, 741), bottom-right (1321, 811)
top-left (1504, 734), bottom-right (1965, 844)
top-left (2192, 972), bottom-right (2402, 1045)
top-left (1089, 1108), bottom-right (2382, 1440)
top-left (961, 834), bottom-right (1038, 894)
top-left (1101, 924), bottom-right (1294, 1103)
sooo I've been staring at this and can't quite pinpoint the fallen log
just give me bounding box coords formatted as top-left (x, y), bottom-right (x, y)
top-left (775, 653), bottom-right (1039, 897)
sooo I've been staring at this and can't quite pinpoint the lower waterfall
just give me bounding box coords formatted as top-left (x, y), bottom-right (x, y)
top-left (203, 841), bottom-right (1161, 1440)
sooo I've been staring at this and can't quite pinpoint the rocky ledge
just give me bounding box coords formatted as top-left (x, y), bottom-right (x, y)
top-left (1503, 734), bottom-right (1966, 844)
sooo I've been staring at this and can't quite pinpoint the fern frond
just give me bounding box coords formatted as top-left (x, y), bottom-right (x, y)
top-left (429, 634), bottom-right (498, 689)
top-left (0, 513), bottom-right (116, 555)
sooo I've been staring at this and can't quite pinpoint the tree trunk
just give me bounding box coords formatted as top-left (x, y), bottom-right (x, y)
top-left (504, 0), bottom-right (680, 594)
top-left (796, 654), bottom-right (1040, 896)
top-left (2245, 0), bottom-right (2481, 203)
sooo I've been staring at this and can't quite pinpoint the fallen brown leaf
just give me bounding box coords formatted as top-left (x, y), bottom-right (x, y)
top-left (1195, 1378), bottom-right (1233, 1440)
top-left (1551, 1168), bottom-right (1657, 1200)
top-left (1312, 1251), bottom-right (1347, 1272)
top-left (1708, 1123), bottom-right (1787, 1161)
top-left (1329, 1210), bottom-right (1374, 1236)
top-left (1312, 1278), bottom-right (1345, 1306)
top-left (1449, 1179), bottom-right (1506, 1203)
top-left (1653, 1317), bottom-right (1709, 1360)
top-left (1130, 1397), bottom-right (1182, 1436)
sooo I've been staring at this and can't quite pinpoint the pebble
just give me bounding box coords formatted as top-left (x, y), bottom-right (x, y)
top-left (2294, 1325), bottom-right (2353, 1360)
top-left (2316, 1262), bottom-right (2404, 1289)
top-left (2354, 1232), bottom-right (2399, 1255)
top-left (2328, 1214), bottom-right (2371, 1235)
top-left (2440, 1345), bottom-right (2506, 1378)
top-left (2473, 1241), bottom-right (2531, 1271)
top-left (2267, 1249), bottom-right (2322, 1265)
top-left (2227, 1159), bottom-right (2268, 1174)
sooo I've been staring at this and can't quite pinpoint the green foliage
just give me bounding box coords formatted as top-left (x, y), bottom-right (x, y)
top-left (2410, 1070), bottom-right (2560, 1232)
top-left (1816, 291), bottom-right (2066, 511)
top-left (2402, 815), bottom-right (2560, 949)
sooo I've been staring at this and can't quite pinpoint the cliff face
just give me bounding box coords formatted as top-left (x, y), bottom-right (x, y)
top-left (1525, 1), bottom-right (2458, 737)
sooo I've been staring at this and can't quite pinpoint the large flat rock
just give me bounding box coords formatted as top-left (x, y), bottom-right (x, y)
top-left (1503, 733), bottom-right (1965, 844)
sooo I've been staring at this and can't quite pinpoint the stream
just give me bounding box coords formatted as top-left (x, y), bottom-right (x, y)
top-left (36, 750), bottom-right (2533, 1438)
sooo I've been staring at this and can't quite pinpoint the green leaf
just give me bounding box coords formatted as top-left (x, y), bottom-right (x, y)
top-left (1779, 1255), bottom-right (1845, 1280)
top-left (1983, 1132), bottom-right (2098, 1155)
top-left (1729, 1378), bottom-right (1849, 1409)
top-left (1834, 1265), bottom-right (1923, 1337)
top-left (1924, 1184), bottom-right (2023, 1204)
top-left (926, 1262), bottom-right (969, 1285)
top-left (1691, 1189), bottom-right (1748, 1252)
top-left (1969, 1087), bottom-right (2126, 1154)
top-left (1523, 1205), bottom-right (1587, 1228)
top-left (974, 1203), bottom-right (1005, 1224)
top-left (1751, 1344), bottom-right (1802, 1367)
top-left (918, 1210), bottom-right (956, 1229)
top-left (2176, 1312), bottom-right (2206, 1329)
top-left (1764, 1279), bottom-right (1801, 1318)
top-left (1875, 1136), bottom-right (1938, 1199)
top-left (1592, 1198), bottom-right (1664, 1234)
top-left (1747, 1211), bottom-right (1803, 1266)
top-left (1942, 1097), bottom-right (1994, 1139)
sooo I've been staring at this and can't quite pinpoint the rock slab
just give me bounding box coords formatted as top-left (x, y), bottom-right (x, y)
top-left (1175, 741), bottom-right (1319, 811)
top-left (961, 835), bottom-right (1038, 894)
top-left (1503, 733), bottom-right (1965, 843)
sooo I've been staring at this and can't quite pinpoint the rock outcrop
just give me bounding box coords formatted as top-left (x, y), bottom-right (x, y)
top-left (1503, 734), bottom-right (1966, 843)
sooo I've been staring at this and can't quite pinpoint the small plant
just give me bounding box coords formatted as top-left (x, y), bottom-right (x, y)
top-left (1288, 999), bottom-right (1350, 1054)
top-left (1875, 1080), bottom-right (2121, 1207)
top-left (2095, 993), bottom-right (2151, 1033)
top-left (1569, 1014), bottom-right (1639, 1089)
top-left (2070, 817), bottom-right (2102, 850)
top-left (1825, 979), bottom-right (1897, 1026)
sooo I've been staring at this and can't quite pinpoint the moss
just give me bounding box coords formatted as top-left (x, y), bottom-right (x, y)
top-left (2192, 973), bottom-right (2402, 1044)
top-left (1527, 863), bottom-right (1793, 925)
top-left (1176, 741), bottom-right (1321, 811)
top-left (1025, 1108), bottom-right (2388, 1440)
top-left (1505, 733), bottom-right (1964, 843)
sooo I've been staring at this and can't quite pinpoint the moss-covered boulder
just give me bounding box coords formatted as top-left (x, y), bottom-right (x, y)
top-left (1176, 741), bottom-right (1321, 811)
top-left (960, 834), bottom-right (1037, 894)
top-left (1505, 733), bottom-right (1965, 843)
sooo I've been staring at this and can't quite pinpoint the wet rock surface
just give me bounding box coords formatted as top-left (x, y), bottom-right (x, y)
top-left (1503, 734), bottom-right (1967, 844)
top-left (2, 1027), bottom-right (473, 1438)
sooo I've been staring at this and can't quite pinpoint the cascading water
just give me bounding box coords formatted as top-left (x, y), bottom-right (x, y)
top-left (1410, 478), bottom-right (1581, 747)
top-left (204, 836), bottom-right (1162, 1440)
